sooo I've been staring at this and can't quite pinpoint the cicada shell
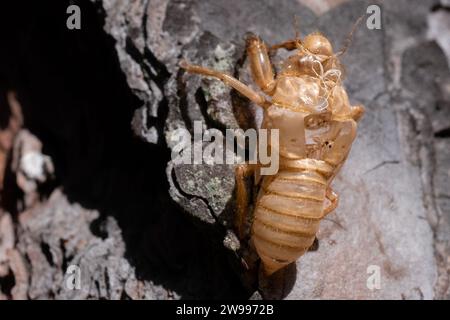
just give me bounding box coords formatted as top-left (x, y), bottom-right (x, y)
top-left (181, 30), bottom-right (364, 275)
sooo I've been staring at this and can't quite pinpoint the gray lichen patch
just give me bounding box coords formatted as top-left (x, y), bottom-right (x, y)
top-left (200, 42), bottom-right (242, 129)
top-left (174, 164), bottom-right (235, 220)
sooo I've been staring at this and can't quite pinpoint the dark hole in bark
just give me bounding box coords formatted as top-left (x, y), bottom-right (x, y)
top-left (40, 241), bottom-right (54, 267)
top-left (0, 0), bottom-right (249, 299)
top-left (0, 269), bottom-right (15, 299)
top-left (434, 128), bottom-right (450, 138)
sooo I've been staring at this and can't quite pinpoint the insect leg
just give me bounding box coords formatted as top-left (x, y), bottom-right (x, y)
top-left (235, 163), bottom-right (255, 240)
top-left (350, 104), bottom-right (365, 122)
top-left (180, 60), bottom-right (270, 108)
top-left (246, 33), bottom-right (276, 95)
top-left (269, 39), bottom-right (299, 53)
top-left (322, 188), bottom-right (339, 217)
top-left (268, 15), bottom-right (302, 53)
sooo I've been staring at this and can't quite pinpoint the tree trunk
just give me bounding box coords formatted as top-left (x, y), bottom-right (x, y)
top-left (0, 0), bottom-right (450, 299)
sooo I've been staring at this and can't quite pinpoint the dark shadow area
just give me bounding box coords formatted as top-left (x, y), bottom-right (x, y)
top-left (0, 0), bottom-right (249, 299)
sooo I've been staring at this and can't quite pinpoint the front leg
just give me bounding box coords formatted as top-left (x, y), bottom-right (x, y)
top-left (180, 60), bottom-right (270, 108)
top-left (246, 33), bottom-right (276, 95)
top-left (269, 39), bottom-right (299, 53)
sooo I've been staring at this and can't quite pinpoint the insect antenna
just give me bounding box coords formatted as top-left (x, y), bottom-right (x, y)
top-left (292, 14), bottom-right (305, 50)
top-left (335, 14), bottom-right (365, 57)
top-left (293, 15), bottom-right (301, 42)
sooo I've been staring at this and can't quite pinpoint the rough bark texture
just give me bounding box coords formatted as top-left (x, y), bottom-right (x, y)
top-left (0, 0), bottom-right (450, 299)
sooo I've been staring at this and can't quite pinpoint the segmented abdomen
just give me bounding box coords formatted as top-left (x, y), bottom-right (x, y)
top-left (251, 168), bottom-right (327, 275)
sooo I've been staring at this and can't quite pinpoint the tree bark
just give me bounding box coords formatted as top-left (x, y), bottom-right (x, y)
top-left (1, 0), bottom-right (450, 299)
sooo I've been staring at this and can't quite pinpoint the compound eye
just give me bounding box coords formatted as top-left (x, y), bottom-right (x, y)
top-left (304, 34), bottom-right (333, 57)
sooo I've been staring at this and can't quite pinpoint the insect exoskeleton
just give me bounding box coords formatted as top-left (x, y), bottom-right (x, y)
top-left (180, 29), bottom-right (364, 276)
